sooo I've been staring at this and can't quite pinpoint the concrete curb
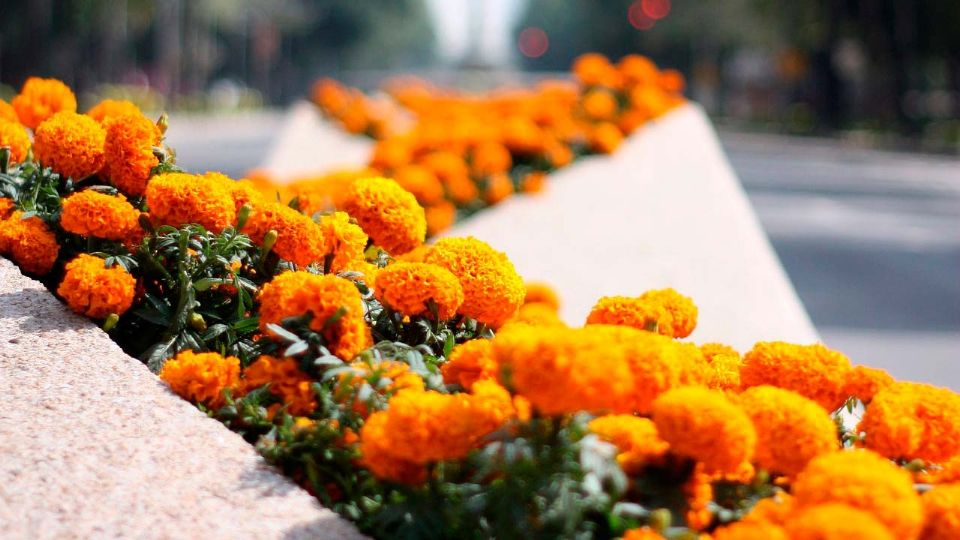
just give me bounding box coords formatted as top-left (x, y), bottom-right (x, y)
top-left (0, 258), bottom-right (364, 539)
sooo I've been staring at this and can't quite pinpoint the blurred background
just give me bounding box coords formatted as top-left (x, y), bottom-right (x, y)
top-left (1, 0), bottom-right (957, 374)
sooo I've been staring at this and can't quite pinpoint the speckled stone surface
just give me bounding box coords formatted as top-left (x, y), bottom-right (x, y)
top-left (0, 258), bottom-right (364, 539)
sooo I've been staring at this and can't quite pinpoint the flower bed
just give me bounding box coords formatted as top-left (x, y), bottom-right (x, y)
top-left (1, 76), bottom-right (959, 539)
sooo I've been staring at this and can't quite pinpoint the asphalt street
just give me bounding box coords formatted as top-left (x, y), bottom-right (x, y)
top-left (165, 112), bottom-right (960, 387)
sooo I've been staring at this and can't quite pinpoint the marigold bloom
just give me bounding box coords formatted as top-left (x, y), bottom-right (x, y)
top-left (784, 503), bottom-right (894, 540)
top-left (0, 99), bottom-right (17, 123)
top-left (521, 171), bottom-right (547, 193)
top-left (103, 112), bottom-right (161, 196)
top-left (369, 138), bottom-right (413, 170)
top-left (512, 303), bottom-right (566, 327)
top-left (470, 141), bottom-right (512, 176)
top-left (425, 201), bottom-right (457, 236)
top-left (424, 237), bottom-right (525, 327)
top-left (792, 450), bottom-right (923, 539)
top-left (857, 381), bottom-right (960, 463)
top-left (258, 271), bottom-right (370, 360)
top-left (57, 254), bottom-right (135, 319)
top-left (317, 211), bottom-right (368, 273)
top-left (704, 353), bottom-right (742, 391)
top-left (844, 365), bottom-right (894, 404)
top-left (244, 201), bottom-right (326, 267)
top-left (375, 262), bottom-right (463, 320)
top-left (60, 190), bottom-right (140, 241)
top-left (482, 173), bottom-right (514, 205)
top-left (621, 528), bottom-right (664, 540)
top-left (12, 77), bottom-right (77, 129)
top-left (652, 386), bottom-right (756, 475)
top-left (442, 338), bottom-right (498, 390)
top-left (738, 385), bottom-right (838, 476)
top-left (572, 53), bottom-right (621, 88)
top-left (582, 89), bottom-right (619, 120)
top-left (392, 164), bottom-right (444, 205)
top-left (619, 54), bottom-right (659, 85)
top-left (0, 118), bottom-right (30, 164)
top-left (341, 177), bottom-right (426, 255)
top-left (588, 414), bottom-right (668, 473)
top-left (159, 350), bottom-right (240, 408)
top-left (921, 484), bottom-right (960, 540)
top-left (241, 355), bottom-right (316, 415)
top-left (712, 521), bottom-right (788, 540)
top-left (355, 411), bottom-right (427, 484)
top-left (741, 342), bottom-right (852, 411)
top-left (742, 492), bottom-right (795, 526)
top-left (32, 111), bottom-right (106, 180)
top-left (0, 211), bottom-right (60, 275)
top-left (145, 172), bottom-right (237, 233)
top-left (523, 281), bottom-right (560, 310)
top-left (0, 198), bottom-right (14, 219)
top-left (586, 288), bottom-right (698, 338)
top-left (87, 99), bottom-right (142, 124)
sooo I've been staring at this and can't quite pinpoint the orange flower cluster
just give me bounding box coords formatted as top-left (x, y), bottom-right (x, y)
top-left (56, 254), bottom-right (136, 319)
top-left (0, 211), bottom-right (60, 275)
top-left (244, 200), bottom-right (327, 267)
top-left (103, 112), bottom-right (162, 196)
top-left (87, 99), bottom-right (142, 125)
top-left (586, 288), bottom-right (698, 338)
top-left (588, 414), bottom-right (669, 473)
top-left (241, 355), bottom-right (317, 415)
top-left (258, 271), bottom-right (370, 360)
top-left (857, 381), bottom-right (960, 463)
top-left (11, 77), bottom-right (77, 129)
top-left (316, 211), bottom-right (367, 273)
top-left (441, 338), bottom-right (498, 391)
top-left (145, 172), bottom-right (237, 233)
top-left (159, 350), bottom-right (240, 408)
top-left (32, 111), bottom-right (106, 180)
top-left (740, 342), bottom-right (852, 411)
top-left (374, 261), bottom-right (463, 320)
top-left (921, 484), bottom-right (960, 540)
top-left (340, 176), bottom-right (425, 255)
top-left (0, 118), bottom-right (31, 164)
top-left (60, 190), bottom-right (140, 241)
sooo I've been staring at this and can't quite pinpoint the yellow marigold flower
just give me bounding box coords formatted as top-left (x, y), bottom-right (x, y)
top-left (87, 99), bottom-right (142, 124)
top-left (57, 254), bottom-right (136, 319)
top-left (60, 190), bottom-right (140, 241)
top-left (317, 211), bottom-right (367, 273)
top-left (738, 385), bottom-right (838, 476)
top-left (425, 201), bottom-right (457, 236)
top-left (652, 386), bottom-right (756, 475)
top-left (222, 177), bottom-right (265, 211)
top-left (784, 503), bottom-right (894, 540)
top-left (33, 111), bottom-right (106, 180)
top-left (159, 350), bottom-right (240, 408)
top-left (712, 521), bottom-right (788, 540)
top-left (512, 302), bottom-right (566, 326)
top-left (12, 77), bottom-right (77, 129)
top-left (921, 484), bottom-right (960, 540)
top-left (792, 450), bottom-right (923, 539)
top-left (244, 201), bottom-right (326, 267)
top-left (145, 172), bottom-right (237, 233)
top-left (393, 164), bottom-right (444, 205)
top-left (258, 271), bottom-right (370, 360)
top-left (341, 176), bottom-right (426, 255)
top-left (374, 261), bottom-right (464, 320)
top-left (523, 281), bottom-right (560, 311)
top-left (621, 528), bottom-right (665, 540)
top-left (241, 355), bottom-right (316, 415)
top-left (359, 380), bottom-right (513, 473)
top-left (0, 118), bottom-right (31, 164)
top-left (588, 414), bottom-right (669, 473)
top-left (103, 112), bottom-right (162, 196)
top-left (586, 288), bottom-right (697, 338)
top-left (857, 381), bottom-right (960, 463)
top-left (0, 98), bottom-right (18, 123)
top-left (741, 342), bottom-right (852, 412)
top-left (0, 211), bottom-right (60, 275)
top-left (424, 237), bottom-right (525, 327)
top-left (442, 338), bottom-right (498, 390)
top-left (844, 365), bottom-right (894, 404)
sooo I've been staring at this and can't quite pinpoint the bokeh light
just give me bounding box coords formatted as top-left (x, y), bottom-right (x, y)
top-left (641, 0), bottom-right (671, 20)
top-left (518, 27), bottom-right (549, 58)
top-left (628, 1), bottom-right (655, 30)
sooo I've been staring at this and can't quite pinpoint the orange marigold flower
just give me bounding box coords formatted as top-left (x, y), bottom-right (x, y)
top-left (0, 118), bottom-right (31, 164)
top-left (424, 237), bottom-right (525, 327)
top-left (244, 201), bottom-right (326, 267)
top-left (512, 303), bottom-right (566, 327)
top-left (443, 173), bottom-right (480, 205)
top-left (241, 355), bottom-right (316, 415)
top-left (355, 411), bottom-right (427, 484)
top-left (916, 455), bottom-right (960, 485)
top-left (712, 521), bottom-right (788, 540)
top-left (419, 151), bottom-right (469, 183)
top-left (738, 385), bottom-right (838, 477)
top-left (159, 350), bottom-right (240, 408)
top-left (0, 198), bottom-right (14, 219)
top-left (521, 171), bottom-right (547, 193)
top-left (145, 172), bottom-right (237, 233)
top-left (317, 211), bottom-right (368, 273)
top-left (705, 354), bottom-right (742, 392)
top-left (341, 176), bottom-right (426, 255)
top-left (740, 342), bottom-right (852, 412)
top-left (700, 343), bottom-right (739, 362)
top-left (621, 528), bottom-right (665, 540)
top-left (60, 190), bottom-right (140, 241)
top-left (792, 450), bottom-right (923, 539)
top-left (103, 112), bottom-right (162, 196)
top-left (857, 381), bottom-right (960, 463)
top-left (572, 53), bottom-right (621, 88)
top-left (425, 201), bottom-right (457, 236)
top-left (470, 141), bottom-right (512, 176)
top-left (0, 98), bottom-right (18, 123)
top-left (652, 386), bottom-right (756, 475)
top-left (11, 77), bottom-right (77, 129)
top-left (33, 111), bottom-right (106, 180)
top-left (582, 89), bottom-right (619, 120)
top-left (742, 492), bottom-right (795, 526)
top-left (588, 414), bottom-right (669, 473)
top-left (921, 484), bottom-right (960, 540)
top-left (374, 261), bottom-right (463, 320)
top-left (369, 137), bottom-right (413, 170)
top-left (844, 365), bottom-right (894, 404)
top-left (523, 281), bottom-right (560, 310)
top-left (87, 99), bottom-right (142, 124)
top-left (258, 271), bottom-right (370, 360)
top-left (392, 164), bottom-right (444, 205)
top-left (784, 503), bottom-right (894, 540)
top-left (483, 172), bottom-right (514, 205)
top-left (586, 288), bottom-right (698, 338)
top-left (0, 211), bottom-right (60, 275)
top-left (618, 54), bottom-right (659, 86)
top-left (56, 254), bottom-right (136, 319)
top-left (442, 338), bottom-right (498, 390)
